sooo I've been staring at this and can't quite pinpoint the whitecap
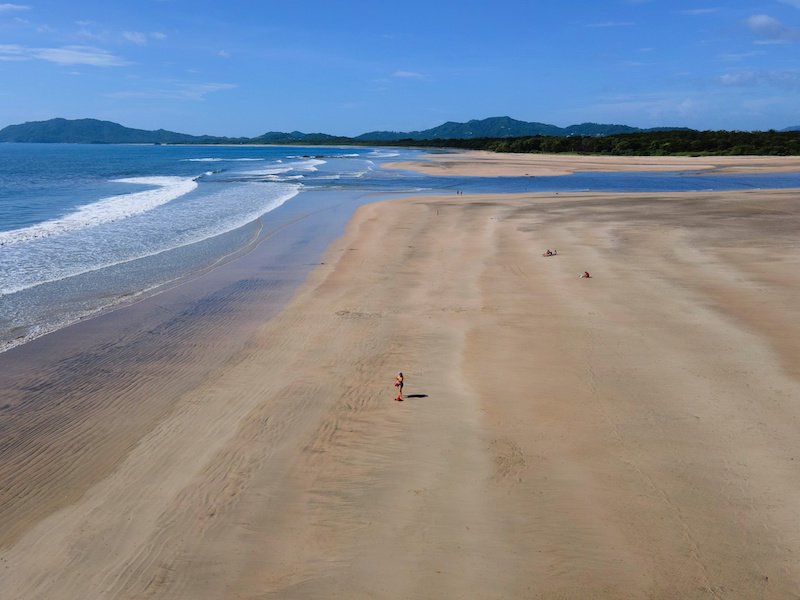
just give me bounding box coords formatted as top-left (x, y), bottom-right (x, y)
top-left (182, 157), bottom-right (265, 162)
top-left (0, 176), bottom-right (198, 246)
top-left (0, 182), bottom-right (300, 296)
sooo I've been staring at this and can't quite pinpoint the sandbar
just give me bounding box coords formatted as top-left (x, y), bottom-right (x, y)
top-left (385, 149), bottom-right (800, 176)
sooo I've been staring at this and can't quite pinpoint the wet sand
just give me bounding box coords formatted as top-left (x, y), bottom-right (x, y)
top-left (385, 149), bottom-right (800, 176)
top-left (2, 183), bottom-right (800, 598)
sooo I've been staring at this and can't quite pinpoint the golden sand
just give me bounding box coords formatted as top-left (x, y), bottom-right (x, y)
top-left (1, 155), bottom-right (800, 598)
top-left (385, 149), bottom-right (800, 176)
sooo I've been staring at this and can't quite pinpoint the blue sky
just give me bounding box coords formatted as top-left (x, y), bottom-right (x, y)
top-left (1, 0), bottom-right (799, 136)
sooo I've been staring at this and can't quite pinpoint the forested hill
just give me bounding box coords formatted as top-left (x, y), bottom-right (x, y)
top-left (354, 116), bottom-right (687, 141)
top-left (0, 118), bottom-right (237, 144)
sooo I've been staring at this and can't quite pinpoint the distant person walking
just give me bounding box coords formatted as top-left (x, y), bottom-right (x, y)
top-left (394, 372), bottom-right (404, 401)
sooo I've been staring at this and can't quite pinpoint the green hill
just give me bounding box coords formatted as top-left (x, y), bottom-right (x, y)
top-left (0, 118), bottom-right (235, 144)
top-left (355, 116), bottom-right (688, 141)
top-left (250, 131), bottom-right (352, 144)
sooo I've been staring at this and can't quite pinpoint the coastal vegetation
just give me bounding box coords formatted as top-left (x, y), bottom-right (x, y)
top-left (382, 129), bottom-right (800, 156)
top-left (1, 117), bottom-right (798, 156)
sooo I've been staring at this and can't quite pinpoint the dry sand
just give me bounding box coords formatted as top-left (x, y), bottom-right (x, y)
top-left (2, 184), bottom-right (800, 598)
top-left (385, 149), bottom-right (800, 176)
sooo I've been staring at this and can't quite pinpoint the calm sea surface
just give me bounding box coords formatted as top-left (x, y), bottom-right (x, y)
top-left (1, 143), bottom-right (798, 351)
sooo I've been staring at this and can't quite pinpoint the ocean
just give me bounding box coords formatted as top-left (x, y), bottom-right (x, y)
top-left (1, 143), bottom-right (799, 352)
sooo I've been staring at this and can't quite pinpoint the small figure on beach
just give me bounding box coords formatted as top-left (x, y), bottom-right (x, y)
top-left (394, 372), bottom-right (404, 401)
top-left (542, 249), bottom-right (558, 257)
top-left (579, 271), bottom-right (591, 278)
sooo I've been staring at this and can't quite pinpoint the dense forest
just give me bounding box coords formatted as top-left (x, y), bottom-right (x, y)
top-left (382, 129), bottom-right (800, 156)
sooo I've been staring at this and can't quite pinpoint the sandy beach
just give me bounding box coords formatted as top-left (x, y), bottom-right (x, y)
top-left (2, 157), bottom-right (800, 598)
top-left (385, 149), bottom-right (800, 176)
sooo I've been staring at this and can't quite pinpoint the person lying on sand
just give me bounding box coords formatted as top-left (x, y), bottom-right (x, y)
top-left (579, 271), bottom-right (591, 278)
top-left (542, 249), bottom-right (557, 257)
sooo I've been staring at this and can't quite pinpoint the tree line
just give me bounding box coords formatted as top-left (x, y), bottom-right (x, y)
top-left (376, 129), bottom-right (800, 156)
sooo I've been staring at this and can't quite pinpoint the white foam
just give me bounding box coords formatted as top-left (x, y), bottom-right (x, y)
top-left (239, 158), bottom-right (325, 177)
top-left (0, 183), bottom-right (300, 297)
top-left (291, 158), bottom-right (326, 171)
top-left (0, 176), bottom-right (198, 246)
top-left (262, 175), bottom-right (304, 181)
top-left (182, 157), bottom-right (264, 162)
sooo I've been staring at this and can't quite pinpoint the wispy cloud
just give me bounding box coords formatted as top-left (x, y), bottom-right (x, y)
top-left (122, 31), bottom-right (167, 45)
top-left (0, 3), bottom-right (30, 11)
top-left (680, 8), bottom-right (720, 15)
top-left (0, 44), bottom-right (128, 66)
top-left (717, 50), bottom-right (764, 61)
top-left (778, 0), bottom-right (800, 8)
top-left (392, 70), bottom-right (425, 79)
top-left (589, 91), bottom-right (704, 120)
top-left (744, 14), bottom-right (800, 43)
top-left (586, 21), bottom-right (634, 28)
top-left (123, 31), bottom-right (148, 45)
top-left (217, 49), bottom-right (231, 58)
top-left (107, 81), bottom-right (236, 100)
top-left (742, 96), bottom-right (791, 111)
top-left (718, 69), bottom-right (800, 89)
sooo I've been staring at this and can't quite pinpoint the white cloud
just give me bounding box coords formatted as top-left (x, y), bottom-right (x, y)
top-left (778, 0), bottom-right (800, 8)
top-left (76, 27), bottom-right (110, 42)
top-left (0, 3), bottom-right (30, 11)
top-left (718, 69), bottom-right (800, 89)
top-left (741, 96), bottom-right (791, 111)
top-left (586, 21), bottom-right (634, 28)
top-left (0, 44), bottom-right (25, 60)
top-left (392, 70), bottom-right (425, 79)
top-left (123, 31), bottom-right (148, 45)
top-left (744, 14), bottom-right (800, 42)
top-left (0, 44), bottom-right (128, 66)
top-left (680, 8), bottom-right (720, 15)
top-left (107, 82), bottom-right (236, 100)
top-left (717, 50), bottom-right (764, 61)
top-left (122, 31), bottom-right (166, 45)
top-left (217, 49), bottom-right (231, 58)
top-left (588, 91), bottom-right (705, 121)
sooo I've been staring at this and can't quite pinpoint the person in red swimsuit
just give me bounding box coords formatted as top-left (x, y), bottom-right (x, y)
top-left (394, 372), bottom-right (404, 401)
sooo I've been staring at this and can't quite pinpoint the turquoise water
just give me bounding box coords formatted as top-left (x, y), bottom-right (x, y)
top-left (1, 143), bottom-right (799, 351)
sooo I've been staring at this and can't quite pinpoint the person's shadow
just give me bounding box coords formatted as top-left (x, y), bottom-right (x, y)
top-left (405, 394), bottom-right (428, 399)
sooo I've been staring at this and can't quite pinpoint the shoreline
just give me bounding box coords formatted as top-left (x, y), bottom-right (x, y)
top-left (384, 149), bottom-right (800, 176)
top-left (2, 156), bottom-right (800, 596)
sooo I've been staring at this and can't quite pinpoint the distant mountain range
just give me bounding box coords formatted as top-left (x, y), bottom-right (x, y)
top-left (354, 116), bottom-right (691, 141)
top-left (0, 116), bottom-right (795, 145)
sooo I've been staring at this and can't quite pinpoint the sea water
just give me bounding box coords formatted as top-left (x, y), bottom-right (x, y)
top-left (1, 143), bottom-right (799, 352)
